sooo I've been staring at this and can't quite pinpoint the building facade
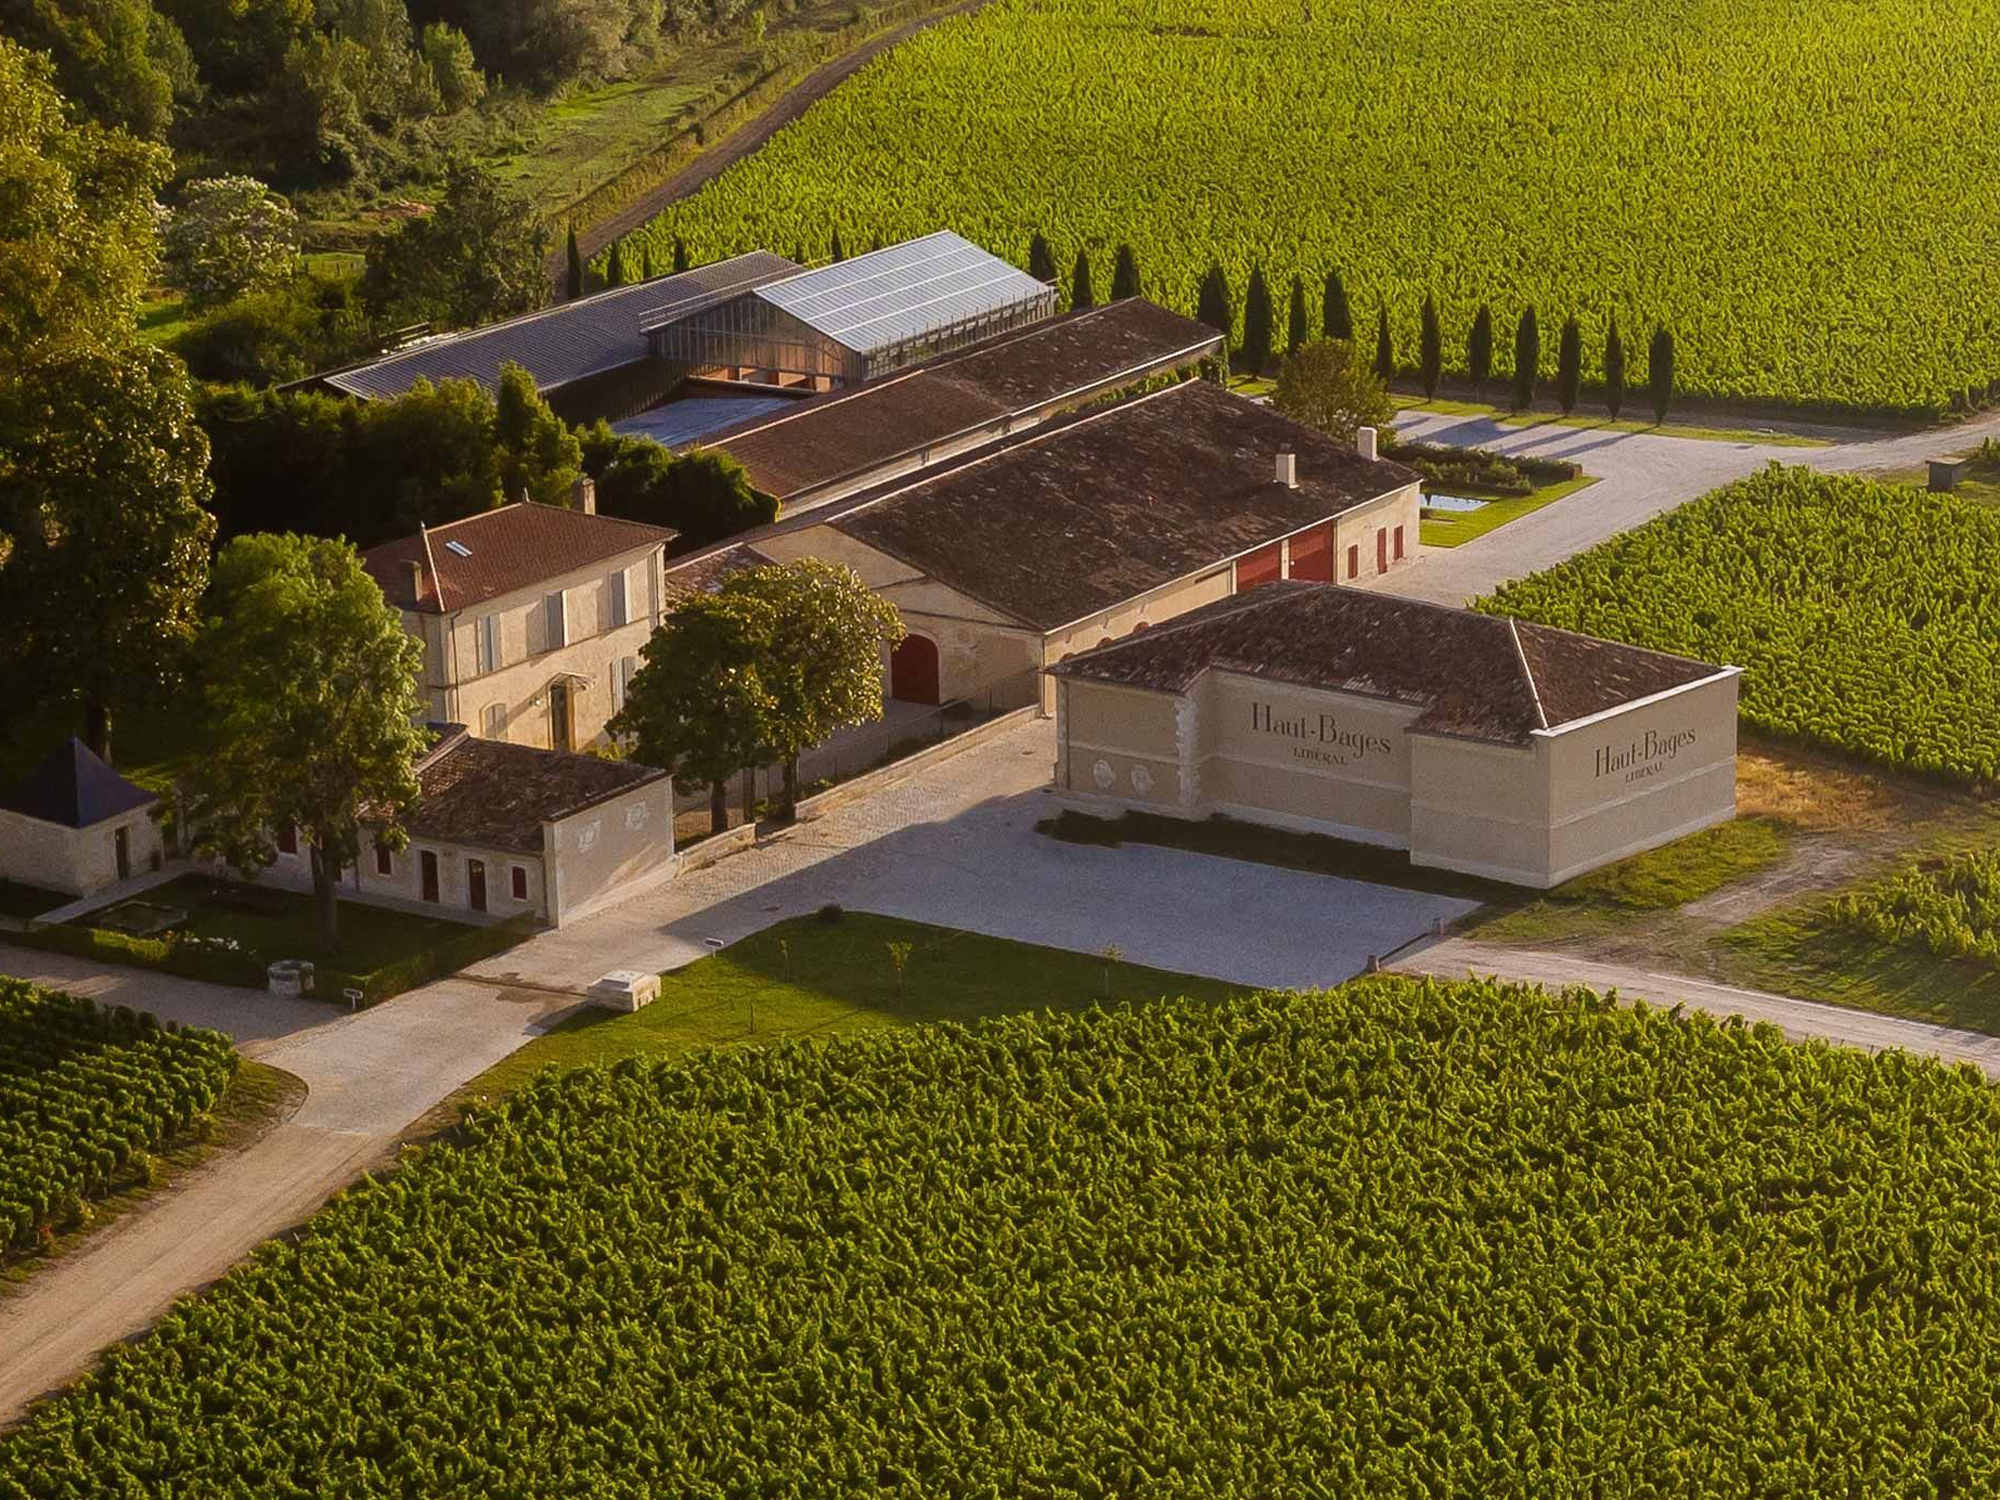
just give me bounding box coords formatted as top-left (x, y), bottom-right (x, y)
top-left (1050, 584), bottom-right (1741, 888)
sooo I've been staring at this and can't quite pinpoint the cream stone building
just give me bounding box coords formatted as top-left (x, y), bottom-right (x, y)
top-left (0, 739), bottom-right (167, 900)
top-left (363, 493), bottom-right (674, 753)
top-left (1049, 583), bottom-right (1740, 888)
top-left (672, 378), bottom-right (1422, 712)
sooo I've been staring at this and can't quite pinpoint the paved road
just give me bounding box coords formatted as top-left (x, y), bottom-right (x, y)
top-left (1394, 937), bottom-right (2000, 1079)
top-left (477, 715), bottom-right (1476, 995)
top-left (0, 954), bottom-right (578, 1426)
top-left (1382, 406), bottom-right (2000, 605)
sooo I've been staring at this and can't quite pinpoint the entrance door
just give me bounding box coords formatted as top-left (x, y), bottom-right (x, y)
top-left (114, 827), bottom-right (131, 881)
top-left (889, 635), bottom-right (940, 705)
top-left (549, 681), bottom-right (573, 752)
top-left (420, 850), bottom-right (440, 903)
top-left (467, 858), bottom-right (487, 914)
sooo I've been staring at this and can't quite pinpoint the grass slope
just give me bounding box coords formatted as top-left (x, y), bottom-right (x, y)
top-left (632, 0), bottom-right (2000, 415)
top-left (10, 976), bottom-right (2000, 1493)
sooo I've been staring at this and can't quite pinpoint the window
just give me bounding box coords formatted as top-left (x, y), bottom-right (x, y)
top-left (511, 865), bottom-right (529, 901)
top-left (611, 655), bottom-right (637, 711)
top-left (544, 589), bottom-right (567, 651)
top-left (608, 567), bottom-right (629, 629)
top-left (1347, 544), bottom-right (1360, 580)
top-left (277, 823), bottom-right (298, 855)
top-left (483, 702), bottom-right (507, 739)
top-left (1394, 524), bottom-right (1406, 560)
top-left (476, 614), bottom-right (501, 675)
top-left (1376, 528), bottom-right (1388, 574)
top-left (375, 844), bottom-right (393, 876)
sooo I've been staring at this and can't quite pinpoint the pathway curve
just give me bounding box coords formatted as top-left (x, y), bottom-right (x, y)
top-left (1392, 936), bottom-right (2000, 1079)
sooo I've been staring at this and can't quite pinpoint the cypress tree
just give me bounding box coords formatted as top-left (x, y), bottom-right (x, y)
top-left (1070, 249), bottom-right (1095, 311)
top-left (640, 242), bottom-right (654, 281)
top-left (1468, 304), bottom-right (1494, 390)
top-left (1111, 244), bottom-right (1141, 301)
top-left (1512, 306), bottom-right (1540, 410)
top-left (564, 223), bottom-right (583, 300)
top-left (1028, 231), bottom-right (1057, 285)
top-left (1604, 314), bottom-right (1626, 420)
top-left (1373, 305), bottom-right (1393, 382)
top-left (1323, 269), bottom-right (1352, 341)
top-left (1557, 315), bottom-right (1582, 414)
top-left (1649, 325), bottom-right (1675, 423)
top-left (1418, 294), bottom-right (1442, 399)
top-left (605, 239), bottom-right (627, 289)
top-left (830, 228), bottom-right (846, 262)
top-left (1286, 275), bottom-right (1308, 356)
top-left (1241, 265), bottom-right (1274, 375)
top-left (1196, 263), bottom-right (1234, 345)
top-left (672, 237), bottom-right (689, 274)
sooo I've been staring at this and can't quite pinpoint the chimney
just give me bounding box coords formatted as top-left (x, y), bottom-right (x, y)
top-left (404, 558), bottom-right (424, 603)
top-left (573, 475), bottom-right (597, 515)
top-left (1356, 425), bottom-right (1379, 463)
top-left (1274, 452), bottom-right (1298, 488)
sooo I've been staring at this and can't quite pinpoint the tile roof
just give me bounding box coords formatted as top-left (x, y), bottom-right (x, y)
top-left (362, 503), bottom-right (675, 614)
top-left (661, 540), bottom-right (777, 599)
top-left (826, 380), bottom-right (1420, 631)
top-left (1050, 582), bottom-right (1726, 744)
top-left (705, 298), bottom-right (1222, 501)
top-left (745, 232), bottom-right (1053, 357)
top-left (316, 253), bottom-right (799, 401)
top-left (0, 738), bottom-right (156, 829)
top-left (405, 730), bottom-right (668, 854)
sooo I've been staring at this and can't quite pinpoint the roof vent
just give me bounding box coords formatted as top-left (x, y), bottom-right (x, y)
top-left (1356, 425), bottom-right (1379, 462)
top-left (444, 540), bottom-right (472, 558)
top-left (1274, 452), bottom-right (1298, 488)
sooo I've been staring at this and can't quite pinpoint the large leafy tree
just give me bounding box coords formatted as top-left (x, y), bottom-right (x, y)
top-left (578, 430), bottom-right (775, 547)
top-left (161, 175), bottom-right (301, 308)
top-left (609, 592), bottom-right (772, 836)
top-left (360, 160), bottom-right (548, 330)
top-left (181, 533), bottom-right (427, 952)
top-left (493, 362), bottom-right (582, 505)
top-left (0, 0), bottom-right (192, 140)
top-left (1272, 338), bottom-right (1394, 449)
top-left (727, 559), bottom-right (904, 817)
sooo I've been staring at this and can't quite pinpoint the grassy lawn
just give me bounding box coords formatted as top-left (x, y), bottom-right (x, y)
top-left (424, 913), bottom-right (1246, 1128)
top-left (1418, 474), bottom-right (1599, 547)
top-left (1, 1058), bottom-right (298, 1293)
top-left (137, 294), bottom-right (192, 346)
top-left (98, 874), bottom-right (489, 972)
top-left (1396, 394), bottom-right (1831, 447)
top-left (0, 700), bottom-right (203, 791)
top-left (1038, 808), bottom-right (1515, 904)
top-left (1227, 372), bottom-right (1277, 399)
top-left (1719, 908), bottom-right (2000, 1039)
top-left (1468, 815), bottom-right (1795, 945)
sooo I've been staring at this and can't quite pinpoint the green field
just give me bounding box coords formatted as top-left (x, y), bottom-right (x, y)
top-left (632, 0), bottom-right (2000, 415)
top-left (9, 976), bottom-right (2000, 1493)
top-left (1479, 466), bottom-right (2000, 784)
top-left (1, 981), bottom-right (236, 1257)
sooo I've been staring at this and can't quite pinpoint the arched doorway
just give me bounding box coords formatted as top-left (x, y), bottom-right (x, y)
top-left (889, 634), bottom-right (940, 705)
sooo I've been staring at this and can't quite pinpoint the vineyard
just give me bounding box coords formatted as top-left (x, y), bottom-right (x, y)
top-left (1825, 853), bottom-right (2000, 966)
top-left (1479, 466), bottom-right (2000, 783)
top-left (626, 0), bottom-right (2000, 416)
top-left (8, 977), bottom-right (2000, 1493)
top-left (0, 980), bottom-right (236, 1255)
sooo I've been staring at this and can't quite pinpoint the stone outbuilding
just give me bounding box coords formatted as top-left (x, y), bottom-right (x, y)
top-left (0, 739), bottom-right (166, 898)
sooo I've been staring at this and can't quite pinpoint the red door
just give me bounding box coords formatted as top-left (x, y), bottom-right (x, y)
top-left (889, 634), bottom-right (940, 705)
top-left (1235, 542), bottom-right (1282, 591)
top-left (1288, 524), bottom-right (1333, 583)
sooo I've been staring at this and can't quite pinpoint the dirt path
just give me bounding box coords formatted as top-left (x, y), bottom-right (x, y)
top-left (559, 0), bottom-right (989, 279)
top-left (1393, 937), bottom-right (2000, 1079)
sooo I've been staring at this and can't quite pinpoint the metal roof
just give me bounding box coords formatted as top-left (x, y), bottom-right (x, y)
top-left (612, 392), bottom-right (804, 448)
top-left (751, 232), bottom-right (1053, 357)
top-left (319, 252), bottom-right (800, 401)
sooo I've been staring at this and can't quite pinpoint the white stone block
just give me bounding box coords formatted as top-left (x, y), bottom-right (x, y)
top-left (588, 969), bottom-right (660, 1012)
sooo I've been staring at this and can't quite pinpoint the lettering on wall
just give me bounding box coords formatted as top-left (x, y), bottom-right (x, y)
top-left (1595, 726), bottom-right (1698, 786)
top-left (1250, 701), bottom-right (1396, 769)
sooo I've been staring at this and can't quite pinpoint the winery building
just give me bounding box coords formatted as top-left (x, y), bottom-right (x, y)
top-left (1049, 583), bottom-right (1741, 887)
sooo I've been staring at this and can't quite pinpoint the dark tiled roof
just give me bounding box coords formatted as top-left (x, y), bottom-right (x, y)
top-left (661, 541), bottom-right (776, 598)
top-left (707, 299), bottom-right (1221, 500)
top-left (316, 253), bottom-right (800, 401)
top-left (363, 503), bottom-right (675, 614)
top-left (1050, 583), bottom-right (1725, 744)
top-left (406, 732), bottom-right (668, 854)
top-left (0, 738), bottom-right (156, 829)
top-left (829, 380), bottom-right (1418, 631)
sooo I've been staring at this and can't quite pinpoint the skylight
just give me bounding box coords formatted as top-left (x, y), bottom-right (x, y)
top-left (444, 540), bottom-right (473, 557)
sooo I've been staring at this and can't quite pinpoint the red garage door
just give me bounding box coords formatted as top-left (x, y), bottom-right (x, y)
top-left (889, 634), bottom-right (940, 705)
top-left (1288, 524), bottom-right (1333, 582)
top-left (1235, 542), bottom-right (1283, 591)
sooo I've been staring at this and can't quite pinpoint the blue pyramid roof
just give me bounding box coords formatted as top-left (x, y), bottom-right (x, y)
top-left (0, 738), bottom-right (156, 829)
